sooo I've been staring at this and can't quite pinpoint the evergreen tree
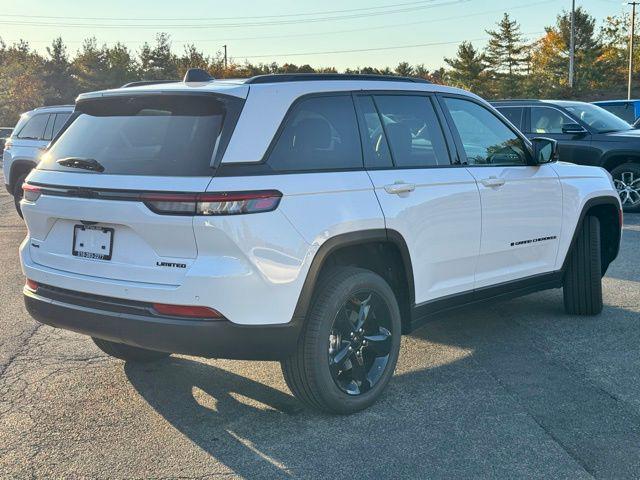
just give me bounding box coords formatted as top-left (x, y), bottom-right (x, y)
top-left (485, 13), bottom-right (528, 97)
top-left (395, 62), bottom-right (414, 77)
top-left (0, 40), bottom-right (45, 124)
top-left (139, 33), bottom-right (178, 80)
top-left (530, 7), bottom-right (603, 96)
top-left (444, 42), bottom-right (488, 96)
top-left (178, 44), bottom-right (210, 78)
top-left (43, 37), bottom-right (76, 105)
top-left (104, 43), bottom-right (140, 87)
top-left (72, 38), bottom-right (111, 92)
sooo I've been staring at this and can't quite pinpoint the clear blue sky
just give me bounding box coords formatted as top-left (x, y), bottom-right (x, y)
top-left (0, 0), bottom-right (627, 70)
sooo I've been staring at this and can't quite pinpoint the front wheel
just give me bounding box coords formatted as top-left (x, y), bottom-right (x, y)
top-left (92, 337), bottom-right (170, 362)
top-left (281, 267), bottom-right (402, 414)
top-left (563, 215), bottom-right (603, 315)
top-left (612, 163), bottom-right (640, 213)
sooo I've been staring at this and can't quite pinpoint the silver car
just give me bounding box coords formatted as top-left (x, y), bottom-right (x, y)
top-left (3, 105), bottom-right (73, 216)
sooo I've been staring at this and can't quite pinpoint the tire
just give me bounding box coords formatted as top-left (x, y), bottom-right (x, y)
top-left (611, 163), bottom-right (640, 213)
top-left (13, 173), bottom-right (28, 218)
top-left (281, 267), bottom-right (402, 414)
top-left (563, 215), bottom-right (603, 315)
top-left (92, 337), bottom-right (170, 362)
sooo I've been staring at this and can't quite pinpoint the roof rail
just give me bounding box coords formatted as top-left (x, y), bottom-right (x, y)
top-left (121, 80), bottom-right (176, 88)
top-left (244, 73), bottom-right (430, 85)
top-left (491, 99), bottom-right (545, 103)
top-left (34, 104), bottom-right (75, 109)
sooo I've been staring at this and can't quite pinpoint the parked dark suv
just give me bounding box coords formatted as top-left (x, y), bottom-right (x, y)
top-left (493, 99), bottom-right (640, 212)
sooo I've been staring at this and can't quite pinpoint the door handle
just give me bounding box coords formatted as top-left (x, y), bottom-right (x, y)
top-left (480, 177), bottom-right (506, 188)
top-left (384, 182), bottom-right (416, 195)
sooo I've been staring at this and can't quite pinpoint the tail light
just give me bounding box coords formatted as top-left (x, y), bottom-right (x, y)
top-left (22, 183), bottom-right (41, 202)
top-left (141, 190), bottom-right (282, 216)
top-left (152, 303), bottom-right (224, 319)
top-left (25, 279), bottom-right (39, 292)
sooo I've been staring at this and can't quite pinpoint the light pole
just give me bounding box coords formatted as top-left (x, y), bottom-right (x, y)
top-left (629, 2), bottom-right (639, 100)
top-left (569, 0), bottom-right (575, 89)
top-left (223, 44), bottom-right (228, 70)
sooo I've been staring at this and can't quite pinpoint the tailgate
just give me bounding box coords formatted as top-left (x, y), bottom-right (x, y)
top-left (23, 171), bottom-right (211, 286)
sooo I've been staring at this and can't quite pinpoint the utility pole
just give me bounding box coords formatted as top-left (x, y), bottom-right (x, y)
top-left (629, 2), bottom-right (639, 100)
top-left (569, 0), bottom-right (575, 89)
top-left (223, 45), bottom-right (228, 70)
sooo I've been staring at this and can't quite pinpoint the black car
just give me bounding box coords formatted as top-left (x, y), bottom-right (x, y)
top-left (492, 100), bottom-right (640, 212)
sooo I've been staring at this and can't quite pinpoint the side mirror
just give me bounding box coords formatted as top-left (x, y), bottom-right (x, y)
top-left (530, 137), bottom-right (558, 164)
top-left (561, 123), bottom-right (587, 135)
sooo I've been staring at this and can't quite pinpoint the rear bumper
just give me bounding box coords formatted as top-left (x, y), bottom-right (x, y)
top-left (24, 285), bottom-right (301, 360)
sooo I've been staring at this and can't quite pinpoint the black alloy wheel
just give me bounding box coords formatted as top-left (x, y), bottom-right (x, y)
top-left (281, 267), bottom-right (401, 414)
top-left (328, 291), bottom-right (393, 395)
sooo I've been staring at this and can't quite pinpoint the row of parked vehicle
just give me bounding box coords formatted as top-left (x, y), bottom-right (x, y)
top-left (3, 97), bottom-right (640, 214)
top-left (3, 71), bottom-right (628, 413)
top-left (2, 105), bottom-right (73, 214)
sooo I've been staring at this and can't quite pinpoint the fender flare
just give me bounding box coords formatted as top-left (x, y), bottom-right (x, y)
top-left (560, 195), bottom-right (622, 273)
top-left (9, 159), bottom-right (37, 191)
top-left (290, 229), bottom-right (414, 325)
top-left (600, 151), bottom-right (640, 171)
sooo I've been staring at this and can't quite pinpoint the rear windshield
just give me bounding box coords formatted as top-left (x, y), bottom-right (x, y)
top-left (39, 94), bottom-right (243, 176)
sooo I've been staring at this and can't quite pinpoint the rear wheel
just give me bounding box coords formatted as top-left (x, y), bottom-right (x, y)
top-left (92, 337), bottom-right (170, 362)
top-left (563, 215), bottom-right (603, 315)
top-left (612, 163), bottom-right (640, 213)
top-left (281, 267), bottom-right (402, 414)
top-left (13, 173), bottom-right (28, 218)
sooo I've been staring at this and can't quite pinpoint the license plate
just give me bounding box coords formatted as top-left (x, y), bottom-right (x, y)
top-left (72, 225), bottom-right (114, 260)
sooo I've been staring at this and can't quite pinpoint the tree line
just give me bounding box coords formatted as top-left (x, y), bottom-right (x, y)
top-left (0, 6), bottom-right (636, 125)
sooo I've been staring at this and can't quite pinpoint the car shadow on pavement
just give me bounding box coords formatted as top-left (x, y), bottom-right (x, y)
top-left (125, 357), bottom-right (303, 478)
top-left (125, 290), bottom-right (640, 479)
top-left (605, 222), bottom-right (639, 283)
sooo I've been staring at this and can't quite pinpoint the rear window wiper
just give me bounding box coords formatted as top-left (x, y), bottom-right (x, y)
top-left (56, 157), bottom-right (105, 173)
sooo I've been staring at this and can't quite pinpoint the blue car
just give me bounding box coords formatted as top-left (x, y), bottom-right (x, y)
top-left (592, 100), bottom-right (640, 126)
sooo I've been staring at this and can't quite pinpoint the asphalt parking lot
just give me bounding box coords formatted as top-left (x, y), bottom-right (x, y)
top-left (0, 178), bottom-right (639, 479)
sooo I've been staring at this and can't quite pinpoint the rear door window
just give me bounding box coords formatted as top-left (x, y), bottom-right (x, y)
top-left (267, 95), bottom-right (362, 171)
top-left (52, 113), bottom-right (71, 137)
top-left (497, 107), bottom-right (524, 130)
top-left (373, 95), bottom-right (450, 168)
top-left (17, 114), bottom-right (49, 140)
top-left (355, 96), bottom-right (393, 169)
top-left (39, 95), bottom-right (243, 176)
top-left (43, 115), bottom-right (55, 141)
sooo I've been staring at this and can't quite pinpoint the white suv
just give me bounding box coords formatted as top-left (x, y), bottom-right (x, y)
top-left (19, 71), bottom-right (622, 413)
top-left (3, 105), bottom-right (74, 215)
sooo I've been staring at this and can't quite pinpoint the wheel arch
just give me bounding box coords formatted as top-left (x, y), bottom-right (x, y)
top-left (291, 229), bottom-right (415, 333)
top-left (561, 196), bottom-right (622, 276)
top-left (601, 152), bottom-right (640, 172)
top-left (9, 159), bottom-right (37, 192)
